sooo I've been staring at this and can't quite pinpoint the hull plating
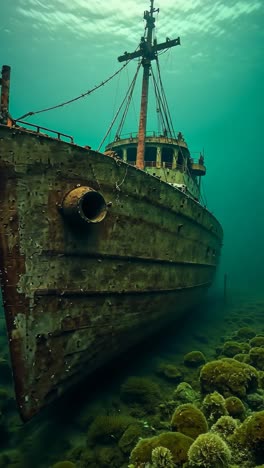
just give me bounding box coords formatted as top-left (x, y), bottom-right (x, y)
top-left (0, 125), bottom-right (223, 420)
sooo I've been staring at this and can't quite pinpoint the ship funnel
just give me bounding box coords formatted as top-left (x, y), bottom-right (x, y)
top-left (62, 186), bottom-right (107, 224)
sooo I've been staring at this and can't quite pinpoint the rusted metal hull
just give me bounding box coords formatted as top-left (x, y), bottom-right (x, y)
top-left (0, 125), bottom-right (223, 420)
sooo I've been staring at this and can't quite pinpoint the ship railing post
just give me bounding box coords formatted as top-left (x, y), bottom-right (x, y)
top-left (0, 65), bottom-right (11, 126)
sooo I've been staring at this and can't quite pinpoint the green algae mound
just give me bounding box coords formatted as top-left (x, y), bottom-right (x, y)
top-left (173, 382), bottom-right (199, 404)
top-left (171, 403), bottom-right (208, 439)
top-left (248, 347), bottom-right (264, 370)
top-left (202, 391), bottom-right (227, 424)
top-left (130, 432), bottom-right (193, 465)
top-left (221, 341), bottom-right (247, 358)
top-left (250, 336), bottom-right (264, 348)
top-left (187, 433), bottom-right (231, 468)
top-left (183, 351), bottom-right (206, 367)
top-left (157, 363), bottom-right (183, 382)
top-left (211, 415), bottom-right (238, 440)
top-left (87, 414), bottom-right (136, 444)
top-left (52, 462), bottom-right (76, 468)
top-left (225, 396), bottom-right (246, 419)
top-left (235, 327), bottom-right (256, 340)
top-left (151, 446), bottom-right (174, 468)
top-left (200, 358), bottom-right (258, 397)
top-left (120, 376), bottom-right (161, 412)
top-left (118, 423), bottom-right (145, 455)
top-left (234, 410), bottom-right (264, 457)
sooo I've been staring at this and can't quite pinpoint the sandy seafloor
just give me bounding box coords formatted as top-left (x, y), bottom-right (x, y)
top-left (0, 290), bottom-right (263, 468)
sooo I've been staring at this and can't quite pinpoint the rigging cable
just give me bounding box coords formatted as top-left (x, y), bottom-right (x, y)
top-left (15, 60), bottom-right (133, 121)
top-left (150, 65), bottom-right (166, 134)
top-left (156, 56), bottom-right (177, 139)
top-left (97, 61), bottom-right (141, 152)
top-left (115, 61), bottom-right (141, 139)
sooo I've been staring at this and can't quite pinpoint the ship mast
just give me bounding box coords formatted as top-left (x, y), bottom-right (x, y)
top-left (118, 1), bottom-right (180, 169)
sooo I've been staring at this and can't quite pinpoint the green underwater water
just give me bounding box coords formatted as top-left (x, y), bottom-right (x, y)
top-left (0, 291), bottom-right (264, 467)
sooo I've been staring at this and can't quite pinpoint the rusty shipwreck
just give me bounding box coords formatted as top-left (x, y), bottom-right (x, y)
top-left (0, 0), bottom-right (223, 421)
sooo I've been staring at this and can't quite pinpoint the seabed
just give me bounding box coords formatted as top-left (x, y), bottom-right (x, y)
top-left (0, 291), bottom-right (263, 467)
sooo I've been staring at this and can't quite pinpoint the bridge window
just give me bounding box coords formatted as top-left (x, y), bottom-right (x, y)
top-left (145, 146), bottom-right (156, 161)
top-left (177, 148), bottom-right (184, 169)
top-left (162, 147), bottom-right (173, 168)
top-left (127, 147), bottom-right (136, 163)
top-left (145, 146), bottom-right (156, 167)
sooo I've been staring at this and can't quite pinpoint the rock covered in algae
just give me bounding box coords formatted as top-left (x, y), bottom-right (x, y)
top-left (187, 433), bottom-right (231, 468)
top-left (130, 432), bottom-right (193, 465)
top-left (87, 414), bottom-right (136, 444)
top-left (151, 446), bottom-right (174, 468)
top-left (200, 358), bottom-right (258, 397)
top-left (156, 362), bottom-right (183, 382)
top-left (248, 347), bottom-right (264, 370)
top-left (120, 376), bottom-right (161, 412)
top-left (211, 415), bottom-right (238, 440)
top-left (246, 391), bottom-right (264, 410)
top-left (118, 423), bottom-right (146, 455)
top-left (94, 445), bottom-right (124, 467)
top-left (259, 371), bottom-right (264, 389)
top-left (183, 351), bottom-right (206, 367)
top-left (52, 462), bottom-right (76, 468)
top-left (249, 336), bottom-right (264, 348)
top-left (221, 340), bottom-right (248, 358)
top-left (232, 410), bottom-right (264, 457)
top-left (173, 382), bottom-right (199, 404)
top-left (225, 396), bottom-right (246, 419)
top-left (202, 391), bottom-right (227, 424)
top-left (171, 403), bottom-right (208, 438)
top-left (234, 327), bottom-right (256, 340)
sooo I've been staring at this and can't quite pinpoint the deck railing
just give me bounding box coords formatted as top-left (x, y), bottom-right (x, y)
top-left (14, 119), bottom-right (74, 143)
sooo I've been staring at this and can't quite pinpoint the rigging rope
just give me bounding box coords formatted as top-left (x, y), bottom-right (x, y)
top-left (97, 61), bottom-right (141, 152)
top-left (15, 61), bottom-right (132, 121)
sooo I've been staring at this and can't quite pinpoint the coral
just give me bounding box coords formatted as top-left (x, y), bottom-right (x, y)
top-left (225, 396), bottom-right (245, 419)
top-left (211, 415), bottom-right (238, 440)
top-left (120, 377), bottom-right (161, 412)
top-left (171, 403), bottom-right (208, 438)
top-left (87, 414), bottom-right (135, 445)
top-left (248, 347), bottom-right (264, 370)
top-left (130, 432), bottom-right (193, 466)
top-left (202, 391), bottom-right (227, 424)
top-left (151, 446), bottom-right (174, 468)
top-left (183, 351), bottom-right (206, 367)
top-left (187, 433), bottom-right (231, 468)
top-left (173, 382), bottom-right (199, 405)
top-left (250, 336), bottom-right (264, 348)
top-left (221, 341), bottom-right (246, 358)
top-left (156, 363), bottom-right (183, 382)
top-left (199, 358), bottom-right (258, 398)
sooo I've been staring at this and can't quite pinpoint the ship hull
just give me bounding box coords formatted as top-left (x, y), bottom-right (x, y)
top-left (0, 125), bottom-right (223, 420)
